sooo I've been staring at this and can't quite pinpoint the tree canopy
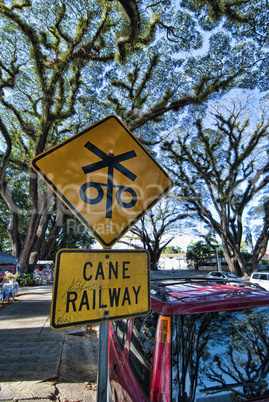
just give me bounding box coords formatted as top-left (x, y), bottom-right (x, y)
top-left (162, 245), bottom-right (184, 254)
top-left (0, 0), bottom-right (268, 273)
top-left (163, 93), bottom-right (269, 275)
top-left (119, 194), bottom-right (188, 269)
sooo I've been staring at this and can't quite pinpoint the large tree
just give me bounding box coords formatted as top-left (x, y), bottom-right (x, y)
top-left (162, 94), bottom-right (269, 276)
top-left (0, 0), bottom-right (268, 273)
top-left (119, 195), bottom-right (188, 270)
top-left (0, 0), bottom-right (159, 272)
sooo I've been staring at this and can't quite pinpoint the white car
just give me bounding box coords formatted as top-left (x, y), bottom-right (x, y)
top-left (250, 272), bottom-right (269, 291)
top-left (206, 271), bottom-right (244, 282)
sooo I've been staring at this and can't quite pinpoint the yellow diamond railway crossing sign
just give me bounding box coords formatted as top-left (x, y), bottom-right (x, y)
top-left (31, 115), bottom-right (173, 247)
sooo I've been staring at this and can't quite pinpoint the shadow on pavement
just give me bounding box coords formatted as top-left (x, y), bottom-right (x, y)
top-left (0, 326), bottom-right (64, 382)
top-left (0, 326), bottom-right (98, 383)
top-left (0, 299), bottom-right (52, 318)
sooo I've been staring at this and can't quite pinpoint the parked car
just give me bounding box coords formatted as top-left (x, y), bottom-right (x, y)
top-left (206, 271), bottom-right (244, 281)
top-left (108, 278), bottom-right (269, 401)
top-left (250, 272), bottom-right (269, 291)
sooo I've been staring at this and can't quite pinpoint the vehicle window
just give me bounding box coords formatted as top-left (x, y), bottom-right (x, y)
top-left (112, 319), bottom-right (129, 351)
top-left (260, 274), bottom-right (267, 280)
top-left (227, 273), bottom-right (237, 278)
top-left (252, 274), bottom-right (260, 279)
top-left (172, 307), bottom-right (269, 401)
top-left (129, 311), bottom-right (158, 397)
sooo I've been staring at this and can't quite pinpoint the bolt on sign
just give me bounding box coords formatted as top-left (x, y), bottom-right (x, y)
top-left (31, 115), bottom-right (173, 248)
top-left (51, 249), bottom-right (150, 329)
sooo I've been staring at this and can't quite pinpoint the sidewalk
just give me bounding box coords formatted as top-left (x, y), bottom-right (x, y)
top-left (0, 284), bottom-right (98, 401)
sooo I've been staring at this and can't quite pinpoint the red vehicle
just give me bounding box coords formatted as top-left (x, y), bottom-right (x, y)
top-left (108, 278), bottom-right (269, 401)
top-left (0, 266), bottom-right (16, 282)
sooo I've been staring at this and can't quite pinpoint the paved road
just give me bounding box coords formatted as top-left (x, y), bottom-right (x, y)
top-left (0, 285), bottom-right (98, 401)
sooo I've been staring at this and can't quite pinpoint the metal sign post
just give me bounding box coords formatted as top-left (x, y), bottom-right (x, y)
top-left (97, 321), bottom-right (109, 401)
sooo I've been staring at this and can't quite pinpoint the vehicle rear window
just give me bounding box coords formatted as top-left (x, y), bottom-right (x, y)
top-left (112, 319), bottom-right (129, 351)
top-left (172, 307), bottom-right (269, 401)
top-left (129, 311), bottom-right (158, 397)
top-left (252, 273), bottom-right (260, 279)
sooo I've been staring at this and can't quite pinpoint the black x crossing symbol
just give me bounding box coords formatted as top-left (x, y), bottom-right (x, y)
top-left (79, 142), bottom-right (138, 218)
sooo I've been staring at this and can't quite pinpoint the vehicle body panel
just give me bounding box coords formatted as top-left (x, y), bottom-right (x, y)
top-left (108, 319), bottom-right (148, 401)
top-left (250, 272), bottom-right (269, 291)
top-left (152, 282), bottom-right (269, 315)
top-left (108, 279), bottom-right (269, 402)
top-left (206, 271), bottom-right (243, 281)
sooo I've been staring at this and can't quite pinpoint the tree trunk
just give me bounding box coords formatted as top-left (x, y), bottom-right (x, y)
top-left (252, 201), bottom-right (269, 273)
top-left (221, 234), bottom-right (248, 277)
top-left (18, 212), bottom-right (42, 274)
top-left (39, 218), bottom-right (62, 260)
top-left (18, 172), bottom-right (44, 273)
top-left (7, 211), bottom-right (21, 257)
top-left (0, 182), bottom-right (21, 257)
top-left (150, 249), bottom-right (159, 271)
